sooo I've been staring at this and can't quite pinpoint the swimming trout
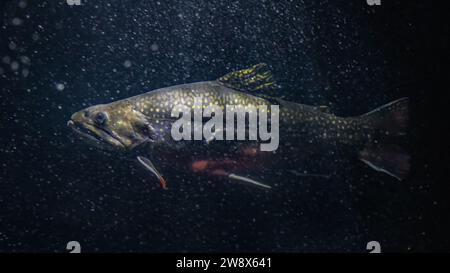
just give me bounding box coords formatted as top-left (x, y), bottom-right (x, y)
top-left (68, 63), bottom-right (409, 189)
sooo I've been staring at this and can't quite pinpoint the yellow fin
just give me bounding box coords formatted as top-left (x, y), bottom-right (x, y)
top-left (217, 63), bottom-right (279, 93)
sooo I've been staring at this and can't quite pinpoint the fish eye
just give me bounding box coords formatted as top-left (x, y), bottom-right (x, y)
top-left (94, 112), bottom-right (108, 125)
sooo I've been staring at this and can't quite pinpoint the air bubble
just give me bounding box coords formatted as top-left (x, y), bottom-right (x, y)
top-left (9, 42), bottom-right (17, 50)
top-left (20, 56), bottom-right (31, 65)
top-left (11, 61), bottom-right (19, 71)
top-left (56, 83), bottom-right (65, 91)
top-left (150, 43), bottom-right (159, 51)
top-left (12, 18), bottom-right (23, 26)
top-left (2, 56), bottom-right (11, 64)
top-left (123, 60), bottom-right (132, 68)
top-left (32, 32), bottom-right (39, 41)
top-left (22, 69), bottom-right (29, 77)
top-left (18, 0), bottom-right (27, 8)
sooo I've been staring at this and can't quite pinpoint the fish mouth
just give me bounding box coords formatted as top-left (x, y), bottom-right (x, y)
top-left (67, 120), bottom-right (126, 150)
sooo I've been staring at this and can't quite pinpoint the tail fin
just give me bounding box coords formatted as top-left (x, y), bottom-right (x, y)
top-left (358, 98), bottom-right (410, 180)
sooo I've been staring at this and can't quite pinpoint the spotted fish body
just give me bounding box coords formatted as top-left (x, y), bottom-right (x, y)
top-left (120, 82), bottom-right (368, 146)
top-left (68, 64), bottom-right (410, 187)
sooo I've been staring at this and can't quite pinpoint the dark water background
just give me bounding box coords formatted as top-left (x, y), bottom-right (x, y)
top-left (0, 0), bottom-right (448, 252)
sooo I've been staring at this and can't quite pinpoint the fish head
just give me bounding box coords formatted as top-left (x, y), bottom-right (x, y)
top-left (68, 100), bottom-right (154, 151)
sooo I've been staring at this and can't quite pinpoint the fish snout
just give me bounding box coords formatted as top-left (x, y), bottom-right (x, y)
top-left (69, 110), bottom-right (88, 126)
top-left (67, 111), bottom-right (87, 131)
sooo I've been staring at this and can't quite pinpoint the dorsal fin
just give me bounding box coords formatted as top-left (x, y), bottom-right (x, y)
top-left (217, 63), bottom-right (279, 93)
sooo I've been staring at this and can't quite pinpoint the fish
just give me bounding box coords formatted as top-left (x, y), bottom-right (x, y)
top-left (67, 63), bottom-right (410, 189)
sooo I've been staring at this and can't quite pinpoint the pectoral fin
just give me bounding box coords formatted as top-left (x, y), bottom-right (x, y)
top-left (137, 156), bottom-right (168, 190)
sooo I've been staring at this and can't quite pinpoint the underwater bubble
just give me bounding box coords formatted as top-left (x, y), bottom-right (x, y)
top-left (2, 56), bottom-right (11, 64)
top-left (20, 56), bottom-right (31, 65)
top-left (55, 22), bottom-right (63, 30)
top-left (56, 83), bottom-right (65, 91)
top-left (9, 42), bottom-right (17, 50)
top-left (22, 69), bottom-right (29, 78)
top-left (12, 18), bottom-right (23, 26)
top-left (18, 0), bottom-right (27, 8)
top-left (123, 60), bottom-right (132, 68)
top-left (11, 61), bottom-right (19, 71)
top-left (31, 32), bottom-right (39, 41)
top-left (150, 43), bottom-right (159, 51)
